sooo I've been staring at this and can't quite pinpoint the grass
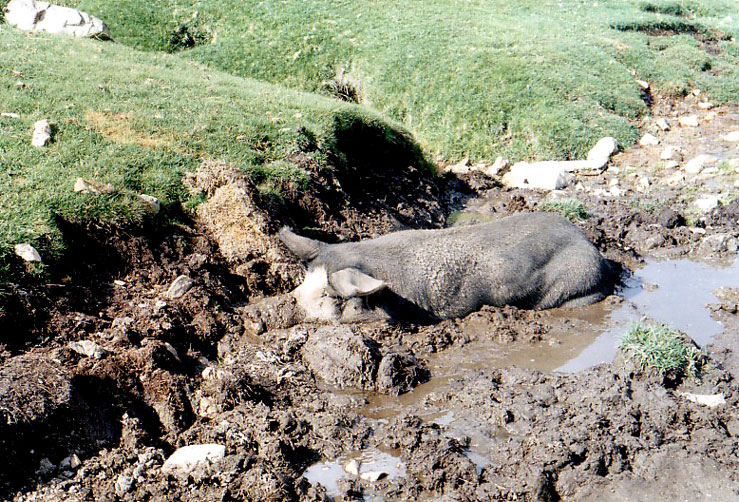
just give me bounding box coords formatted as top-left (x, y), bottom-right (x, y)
top-left (62, 0), bottom-right (737, 162)
top-left (620, 322), bottom-right (702, 378)
top-left (537, 198), bottom-right (588, 221)
top-left (0, 27), bottom-right (424, 269)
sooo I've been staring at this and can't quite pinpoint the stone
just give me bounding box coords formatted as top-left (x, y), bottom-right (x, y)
top-left (636, 176), bottom-right (650, 192)
top-left (114, 474), bottom-right (133, 496)
top-left (501, 162), bottom-right (569, 190)
top-left (37, 458), bottom-right (55, 476)
top-left (698, 101), bottom-right (713, 109)
top-left (693, 195), bottom-right (720, 211)
top-left (360, 471), bottom-right (388, 482)
top-left (162, 444), bottom-right (226, 474)
top-left (698, 234), bottom-right (735, 255)
top-left (74, 178), bottom-right (115, 194)
top-left (636, 79), bottom-right (649, 90)
top-left (32, 119), bottom-right (51, 147)
top-left (657, 208), bottom-right (685, 229)
top-left (4, 0), bottom-right (111, 39)
top-left (446, 157), bottom-right (470, 175)
top-left (701, 167), bottom-right (719, 175)
top-left (1, 112), bottom-right (20, 119)
top-left (481, 156), bottom-right (508, 177)
top-left (679, 392), bottom-right (726, 407)
top-left (639, 133), bottom-right (659, 146)
top-left (14, 243), bottom-right (42, 262)
top-left (166, 275), bottom-right (194, 299)
top-left (679, 115), bottom-right (699, 127)
top-left (69, 340), bottom-right (106, 359)
top-left (655, 118), bottom-right (671, 131)
top-left (345, 459), bottom-right (360, 476)
top-left (660, 145), bottom-right (682, 161)
top-left (586, 136), bottom-right (618, 163)
top-left (685, 154), bottom-right (719, 174)
top-left (665, 160), bottom-right (680, 170)
top-left (704, 111), bottom-right (717, 121)
top-left (721, 131), bottom-right (739, 142)
top-left (137, 194), bottom-right (160, 213)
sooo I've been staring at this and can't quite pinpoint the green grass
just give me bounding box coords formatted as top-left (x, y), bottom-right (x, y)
top-left (0, 27), bottom-right (424, 268)
top-left (61, 0), bottom-right (738, 162)
top-left (537, 198), bottom-right (589, 221)
top-left (620, 322), bottom-right (702, 378)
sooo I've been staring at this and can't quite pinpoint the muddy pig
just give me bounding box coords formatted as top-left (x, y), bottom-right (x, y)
top-left (279, 212), bottom-right (618, 322)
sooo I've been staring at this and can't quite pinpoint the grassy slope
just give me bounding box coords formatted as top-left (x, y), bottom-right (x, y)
top-left (0, 27), bottom-right (418, 265)
top-left (68, 0), bottom-right (739, 161)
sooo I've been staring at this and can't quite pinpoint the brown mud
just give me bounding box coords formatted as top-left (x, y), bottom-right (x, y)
top-left (1, 95), bottom-right (738, 501)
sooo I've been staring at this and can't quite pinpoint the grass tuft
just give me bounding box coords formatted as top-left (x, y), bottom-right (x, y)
top-left (620, 322), bottom-right (702, 378)
top-left (537, 198), bottom-right (588, 221)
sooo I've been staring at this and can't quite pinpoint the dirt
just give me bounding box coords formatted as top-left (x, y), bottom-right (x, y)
top-left (1, 94), bottom-right (738, 502)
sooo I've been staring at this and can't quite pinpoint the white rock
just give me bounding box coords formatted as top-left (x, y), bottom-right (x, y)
top-left (679, 115), bottom-right (699, 127)
top-left (639, 133), bottom-right (659, 146)
top-left (481, 156), bottom-right (508, 177)
top-left (166, 275), bottom-right (195, 299)
top-left (4, 0), bottom-right (111, 39)
top-left (637, 176), bottom-right (650, 192)
top-left (679, 392), bottom-right (726, 407)
top-left (693, 195), bottom-right (720, 211)
top-left (344, 459), bottom-right (360, 476)
top-left (138, 194), bottom-right (160, 213)
top-left (665, 160), bottom-right (680, 170)
top-left (14, 243), bottom-right (42, 262)
top-left (587, 137), bottom-right (618, 163)
top-left (114, 474), bottom-right (133, 496)
top-left (636, 79), bottom-right (649, 90)
top-left (360, 471), bottom-right (388, 482)
top-left (69, 340), bottom-right (106, 359)
top-left (446, 157), bottom-right (469, 175)
top-left (162, 444), bottom-right (226, 474)
top-left (1, 112), bottom-right (20, 119)
top-left (501, 162), bottom-right (569, 190)
top-left (721, 131), bottom-right (739, 142)
top-left (698, 101), bottom-right (713, 109)
top-left (32, 119), bottom-right (51, 147)
top-left (609, 186), bottom-right (622, 197)
top-left (608, 178), bottom-right (619, 187)
top-left (685, 154), bottom-right (719, 174)
top-left (74, 178), bottom-right (115, 194)
top-left (660, 145), bottom-right (682, 161)
top-left (701, 167), bottom-right (719, 175)
top-left (704, 111), bottom-right (718, 121)
top-left (655, 118), bottom-right (671, 131)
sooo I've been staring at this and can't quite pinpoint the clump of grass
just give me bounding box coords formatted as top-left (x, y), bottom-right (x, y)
top-left (620, 322), bottom-right (702, 378)
top-left (537, 198), bottom-right (588, 221)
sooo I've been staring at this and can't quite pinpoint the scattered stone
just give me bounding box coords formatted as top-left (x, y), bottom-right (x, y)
top-left (74, 178), bottom-right (115, 194)
top-left (360, 471), bottom-right (388, 482)
top-left (691, 88), bottom-right (701, 96)
top-left (698, 234), bottom-right (737, 255)
top-left (14, 243), bottom-right (42, 262)
top-left (114, 474), bottom-right (133, 496)
top-left (1, 112), bottom-right (20, 119)
top-left (636, 176), bottom-right (650, 192)
top-left (165, 275), bottom-right (194, 299)
top-left (636, 79), bottom-right (649, 90)
top-left (345, 460), bottom-right (360, 477)
top-left (665, 160), bottom-right (680, 170)
top-left (37, 458), bottom-right (55, 476)
top-left (162, 444), bottom-right (226, 474)
top-left (660, 145), bottom-right (682, 161)
top-left (657, 208), bottom-right (685, 229)
top-left (69, 340), bottom-right (106, 359)
top-left (502, 162), bottom-right (569, 190)
top-left (701, 167), bottom-right (719, 175)
top-left (609, 186), bottom-right (622, 197)
top-left (685, 154), bottom-right (719, 174)
top-left (4, 0), bottom-right (111, 39)
top-left (697, 101), bottom-right (713, 109)
top-left (639, 133), bottom-right (659, 146)
top-left (678, 392), bottom-right (726, 407)
top-left (721, 131), bottom-right (739, 143)
top-left (655, 118), bottom-right (671, 131)
top-left (679, 115), bottom-right (699, 127)
top-left (137, 194), bottom-right (160, 213)
top-left (446, 157), bottom-right (470, 175)
top-left (704, 111), bottom-right (717, 121)
top-left (587, 136), bottom-right (618, 164)
top-left (693, 195), bottom-right (720, 211)
top-left (481, 156), bottom-right (508, 177)
top-left (31, 119), bottom-right (51, 147)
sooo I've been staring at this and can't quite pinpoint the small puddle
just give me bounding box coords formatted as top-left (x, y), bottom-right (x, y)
top-left (302, 448), bottom-right (406, 499)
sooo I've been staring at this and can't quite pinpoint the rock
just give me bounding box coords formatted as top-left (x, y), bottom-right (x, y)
top-left (302, 326), bottom-right (380, 389)
top-left (655, 118), bottom-right (671, 131)
top-left (701, 167), bottom-right (719, 175)
top-left (502, 162), bottom-right (569, 190)
top-left (4, 0), bottom-right (111, 39)
top-left (69, 340), bottom-right (106, 359)
top-left (31, 119), bottom-right (51, 147)
top-left (360, 471), bottom-right (388, 482)
top-left (74, 178), bottom-right (115, 194)
top-left (166, 275), bottom-right (194, 299)
top-left (678, 392), bottom-right (726, 407)
top-left (345, 459), bottom-right (360, 476)
top-left (162, 444), bottom-right (226, 474)
top-left (137, 194), bottom-right (160, 213)
top-left (1, 112), bottom-right (20, 119)
top-left (721, 131), bottom-right (739, 142)
top-left (586, 137), bottom-right (618, 163)
top-left (664, 171), bottom-right (684, 185)
top-left (698, 234), bottom-right (736, 255)
top-left (446, 157), bottom-right (470, 175)
top-left (14, 243), bottom-right (42, 262)
top-left (636, 176), bottom-right (650, 192)
top-left (685, 154), bottom-right (719, 174)
top-left (636, 79), bottom-right (649, 90)
top-left (679, 115), bottom-right (699, 127)
top-left (114, 474), bottom-right (133, 496)
top-left (705, 111), bottom-right (718, 121)
top-left (481, 156), bottom-right (508, 177)
top-left (657, 208), bottom-right (685, 229)
top-left (660, 145), bottom-right (682, 161)
top-left (36, 458), bottom-right (55, 476)
top-left (693, 195), bottom-right (720, 211)
top-left (639, 133), bottom-right (659, 146)
top-left (698, 101), bottom-right (713, 109)
top-left (665, 160), bottom-right (680, 170)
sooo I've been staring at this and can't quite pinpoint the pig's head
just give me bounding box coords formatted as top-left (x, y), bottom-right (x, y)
top-left (278, 227), bottom-right (388, 323)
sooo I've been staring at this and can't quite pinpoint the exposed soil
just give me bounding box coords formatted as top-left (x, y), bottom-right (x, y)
top-left (1, 94), bottom-right (737, 502)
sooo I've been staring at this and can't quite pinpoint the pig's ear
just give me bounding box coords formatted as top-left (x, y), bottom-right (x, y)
top-left (278, 227), bottom-right (321, 261)
top-left (329, 268), bottom-right (386, 298)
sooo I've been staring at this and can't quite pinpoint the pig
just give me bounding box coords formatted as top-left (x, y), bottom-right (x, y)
top-left (278, 212), bottom-right (618, 323)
